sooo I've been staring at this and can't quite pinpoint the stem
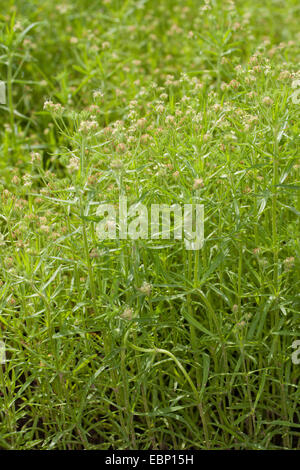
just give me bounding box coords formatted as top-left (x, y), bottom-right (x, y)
top-left (272, 128), bottom-right (279, 296)
top-left (125, 335), bottom-right (211, 449)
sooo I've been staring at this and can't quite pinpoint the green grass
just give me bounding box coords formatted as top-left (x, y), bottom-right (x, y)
top-left (0, 0), bottom-right (299, 450)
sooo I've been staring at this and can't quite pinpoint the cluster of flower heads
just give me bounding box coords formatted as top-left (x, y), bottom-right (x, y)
top-left (43, 99), bottom-right (64, 114)
top-left (78, 120), bottom-right (99, 134)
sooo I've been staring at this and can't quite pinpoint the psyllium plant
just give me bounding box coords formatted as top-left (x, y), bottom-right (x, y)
top-left (0, 0), bottom-right (299, 450)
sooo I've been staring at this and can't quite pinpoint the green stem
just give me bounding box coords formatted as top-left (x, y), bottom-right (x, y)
top-left (125, 335), bottom-right (211, 449)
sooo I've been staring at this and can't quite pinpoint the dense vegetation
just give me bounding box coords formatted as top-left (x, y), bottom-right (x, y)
top-left (0, 0), bottom-right (299, 450)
